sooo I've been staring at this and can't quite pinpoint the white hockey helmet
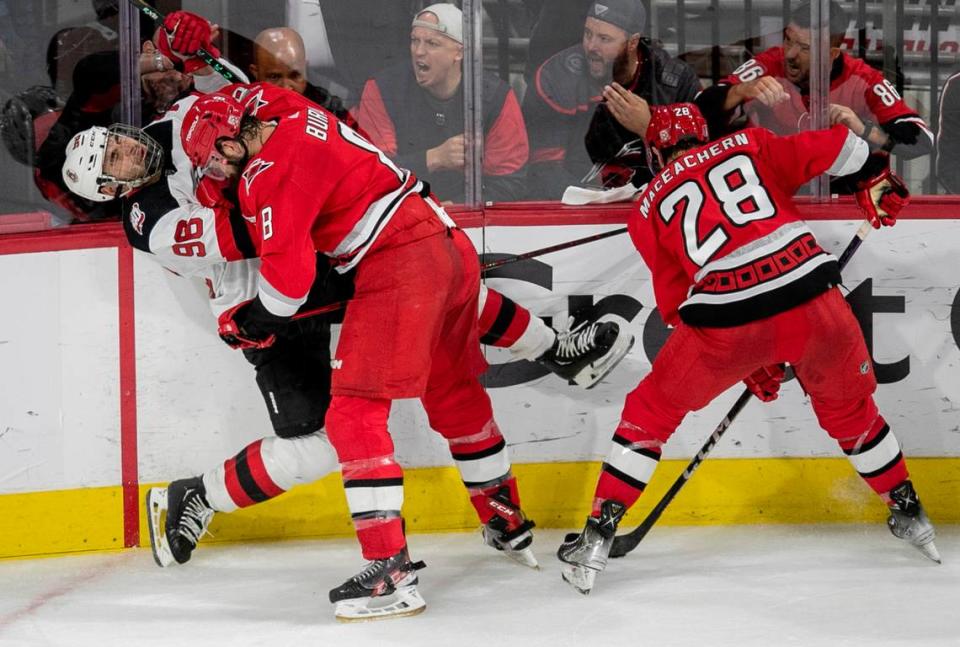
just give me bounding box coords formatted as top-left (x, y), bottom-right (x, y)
top-left (62, 124), bottom-right (164, 201)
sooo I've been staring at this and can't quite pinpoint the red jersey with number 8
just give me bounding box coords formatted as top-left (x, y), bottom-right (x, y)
top-left (629, 125), bottom-right (866, 328)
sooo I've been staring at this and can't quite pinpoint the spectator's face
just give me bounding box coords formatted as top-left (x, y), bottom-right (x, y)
top-left (141, 69), bottom-right (193, 114)
top-left (253, 54), bottom-right (308, 95)
top-left (582, 18), bottom-right (629, 81)
top-left (783, 23), bottom-right (812, 84)
top-left (103, 134), bottom-right (148, 183)
top-left (410, 25), bottom-right (463, 95)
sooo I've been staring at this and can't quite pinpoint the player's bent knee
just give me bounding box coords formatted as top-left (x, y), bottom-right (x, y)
top-left (260, 430), bottom-right (338, 488)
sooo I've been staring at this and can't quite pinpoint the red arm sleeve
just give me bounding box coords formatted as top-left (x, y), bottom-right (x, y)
top-left (482, 89), bottom-right (529, 176)
top-left (355, 79), bottom-right (398, 157)
top-left (253, 178), bottom-right (324, 317)
top-left (757, 125), bottom-right (868, 195)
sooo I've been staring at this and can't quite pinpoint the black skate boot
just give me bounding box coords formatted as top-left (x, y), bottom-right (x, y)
top-left (887, 480), bottom-right (941, 563)
top-left (329, 547), bottom-right (427, 622)
top-left (536, 315), bottom-right (632, 389)
top-left (558, 499), bottom-right (627, 595)
top-left (146, 477), bottom-right (215, 567)
top-left (481, 486), bottom-right (539, 569)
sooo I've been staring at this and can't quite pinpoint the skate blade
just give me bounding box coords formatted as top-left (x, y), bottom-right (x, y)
top-left (145, 488), bottom-right (175, 568)
top-left (559, 562), bottom-right (598, 596)
top-left (503, 546), bottom-right (540, 570)
top-left (574, 332), bottom-right (635, 389)
top-left (334, 586), bottom-right (427, 622)
top-left (916, 540), bottom-right (942, 564)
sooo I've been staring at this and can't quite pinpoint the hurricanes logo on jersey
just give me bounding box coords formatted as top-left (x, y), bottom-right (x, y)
top-left (242, 159), bottom-right (274, 196)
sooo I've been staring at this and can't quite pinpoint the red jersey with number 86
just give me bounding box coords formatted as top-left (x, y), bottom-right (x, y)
top-left (629, 125), bottom-right (866, 328)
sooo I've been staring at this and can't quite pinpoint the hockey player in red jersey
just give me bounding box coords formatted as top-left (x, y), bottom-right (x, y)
top-left (61, 79), bottom-right (629, 574)
top-left (180, 84), bottom-right (550, 621)
top-left (558, 103), bottom-right (938, 595)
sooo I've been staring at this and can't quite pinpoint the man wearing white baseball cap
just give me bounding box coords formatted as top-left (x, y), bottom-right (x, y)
top-left (355, 3), bottom-right (529, 203)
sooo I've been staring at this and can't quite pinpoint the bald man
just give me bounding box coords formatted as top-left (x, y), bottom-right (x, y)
top-left (250, 27), bottom-right (309, 94)
top-left (249, 26), bottom-right (356, 128)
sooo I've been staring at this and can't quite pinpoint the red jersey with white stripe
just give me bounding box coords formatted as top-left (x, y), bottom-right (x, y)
top-left (230, 85), bottom-right (425, 317)
top-left (724, 48), bottom-right (930, 139)
top-left (629, 125), bottom-right (864, 328)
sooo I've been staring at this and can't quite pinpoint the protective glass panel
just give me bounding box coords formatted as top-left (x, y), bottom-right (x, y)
top-left (0, 0), bottom-right (128, 229)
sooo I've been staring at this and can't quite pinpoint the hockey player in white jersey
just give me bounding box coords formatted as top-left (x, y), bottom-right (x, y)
top-left (60, 11), bottom-right (346, 568)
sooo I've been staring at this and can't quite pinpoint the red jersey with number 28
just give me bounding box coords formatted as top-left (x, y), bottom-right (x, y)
top-left (227, 84), bottom-right (426, 318)
top-left (629, 125), bottom-right (867, 328)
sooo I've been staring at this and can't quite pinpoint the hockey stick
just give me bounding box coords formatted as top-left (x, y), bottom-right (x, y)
top-left (608, 219), bottom-right (874, 559)
top-left (480, 226), bottom-right (628, 272)
top-left (127, 0), bottom-right (238, 82)
top-left (291, 227), bottom-right (630, 319)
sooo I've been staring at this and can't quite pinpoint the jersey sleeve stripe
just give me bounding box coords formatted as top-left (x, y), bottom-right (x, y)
top-left (258, 277), bottom-right (308, 317)
top-left (826, 129), bottom-right (869, 176)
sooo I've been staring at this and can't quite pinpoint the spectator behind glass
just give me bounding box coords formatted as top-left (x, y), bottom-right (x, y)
top-left (286, 0), bottom-right (416, 107)
top-left (696, 0), bottom-right (933, 191)
top-left (45, 0), bottom-right (118, 99)
top-left (34, 11), bottom-right (245, 223)
top-left (355, 3), bottom-right (528, 204)
top-left (937, 70), bottom-right (960, 193)
top-left (521, 0), bottom-right (701, 200)
top-left (249, 27), bottom-right (356, 129)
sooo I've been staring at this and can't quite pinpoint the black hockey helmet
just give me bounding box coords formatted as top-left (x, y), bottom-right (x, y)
top-left (0, 86), bottom-right (64, 166)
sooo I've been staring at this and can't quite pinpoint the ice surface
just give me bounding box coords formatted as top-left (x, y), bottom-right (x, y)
top-left (0, 525), bottom-right (956, 647)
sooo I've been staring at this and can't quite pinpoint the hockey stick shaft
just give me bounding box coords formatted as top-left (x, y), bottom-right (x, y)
top-left (608, 219), bottom-right (874, 558)
top-left (127, 0), bottom-right (238, 82)
top-left (480, 227), bottom-right (628, 272)
top-left (291, 227), bottom-right (630, 320)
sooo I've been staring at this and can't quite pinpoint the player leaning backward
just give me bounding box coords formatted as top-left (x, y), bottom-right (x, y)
top-left (558, 103), bottom-right (939, 595)
top-left (60, 10), bottom-right (634, 622)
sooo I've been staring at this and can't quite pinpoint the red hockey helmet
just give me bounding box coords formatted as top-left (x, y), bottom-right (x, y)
top-left (645, 103), bottom-right (709, 167)
top-left (181, 93), bottom-right (244, 179)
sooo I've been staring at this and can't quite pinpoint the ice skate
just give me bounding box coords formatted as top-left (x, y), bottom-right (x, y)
top-left (537, 315), bottom-right (631, 389)
top-left (558, 499), bottom-right (626, 595)
top-left (481, 487), bottom-right (539, 569)
top-left (146, 476), bottom-right (215, 567)
top-left (886, 480), bottom-right (941, 564)
top-left (329, 547), bottom-right (427, 622)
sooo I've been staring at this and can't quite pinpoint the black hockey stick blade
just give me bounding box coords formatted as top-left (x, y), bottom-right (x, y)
top-left (609, 219), bottom-right (873, 559)
top-left (127, 0), bottom-right (238, 82)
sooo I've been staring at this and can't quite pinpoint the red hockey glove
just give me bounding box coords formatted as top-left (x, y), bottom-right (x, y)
top-left (743, 364), bottom-right (786, 402)
top-left (855, 166), bottom-right (910, 229)
top-left (154, 11), bottom-right (220, 74)
top-left (217, 301), bottom-right (276, 350)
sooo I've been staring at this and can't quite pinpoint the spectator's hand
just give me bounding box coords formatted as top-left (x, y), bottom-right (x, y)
top-left (828, 104), bottom-right (865, 135)
top-left (154, 10), bottom-right (221, 74)
top-left (602, 83), bottom-right (651, 136)
top-left (729, 76), bottom-right (788, 108)
top-left (138, 40), bottom-right (174, 76)
top-left (427, 135), bottom-right (465, 172)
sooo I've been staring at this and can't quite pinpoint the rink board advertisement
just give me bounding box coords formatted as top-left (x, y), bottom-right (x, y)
top-left (0, 219), bottom-right (958, 556)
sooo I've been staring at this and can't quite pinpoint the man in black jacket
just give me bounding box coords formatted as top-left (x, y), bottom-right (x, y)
top-left (522, 0), bottom-right (701, 199)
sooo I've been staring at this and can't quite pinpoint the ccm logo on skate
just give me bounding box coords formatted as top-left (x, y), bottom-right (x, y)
top-left (330, 359), bottom-right (343, 369)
